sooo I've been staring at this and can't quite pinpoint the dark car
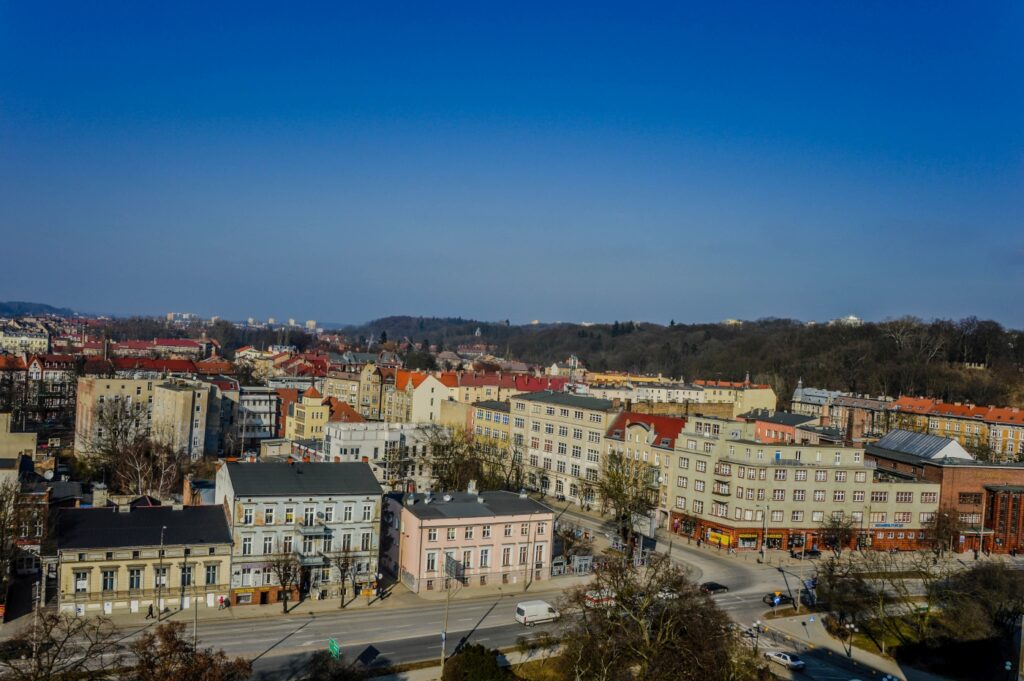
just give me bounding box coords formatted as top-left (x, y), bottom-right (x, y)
top-left (790, 549), bottom-right (822, 559)
top-left (700, 581), bottom-right (729, 594)
top-left (762, 592), bottom-right (794, 606)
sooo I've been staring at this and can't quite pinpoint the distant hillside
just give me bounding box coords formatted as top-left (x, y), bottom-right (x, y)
top-left (354, 315), bottom-right (1024, 407)
top-left (0, 301), bottom-right (77, 317)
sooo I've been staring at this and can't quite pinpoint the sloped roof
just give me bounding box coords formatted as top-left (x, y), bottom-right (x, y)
top-left (57, 506), bottom-right (231, 550)
top-left (397, 490), bottom-right (552, 520)
top-left (223, 461), bottom-right (383, 497)
top-left (302, 385), bottom-right (322, 399)
top-left (606, 412), bottom-right (686, 448)
top-left (870, 429), bottom-right (973, 461)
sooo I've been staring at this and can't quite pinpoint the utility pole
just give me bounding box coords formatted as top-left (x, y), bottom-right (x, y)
top-left (191, 548), bottom-right (198, 648)
top-left (157, 525), bottom-right (167, 621)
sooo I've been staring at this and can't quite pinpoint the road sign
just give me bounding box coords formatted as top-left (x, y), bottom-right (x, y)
top-left (328, 638), bottom-right (340, 659)
top-left (772, 596), bottom-right (781, 606)
top-left (808, 616), bottom-right (815, 623)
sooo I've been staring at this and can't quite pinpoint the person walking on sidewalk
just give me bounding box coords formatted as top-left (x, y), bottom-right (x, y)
top-left (146, 604), bottom-right (154, 620)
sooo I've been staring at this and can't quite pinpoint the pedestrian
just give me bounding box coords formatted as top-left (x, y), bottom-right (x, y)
top-left (146, 603), bottom-right (154, 620)
top-left (218, 596), bottom-right (225, 610)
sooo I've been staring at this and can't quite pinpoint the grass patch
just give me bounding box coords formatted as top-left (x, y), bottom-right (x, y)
top-left (511, 657), bottom-right (564, 681)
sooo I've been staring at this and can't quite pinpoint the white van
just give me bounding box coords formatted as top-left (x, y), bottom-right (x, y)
top-left (515, 600), bottom-right (560, 626)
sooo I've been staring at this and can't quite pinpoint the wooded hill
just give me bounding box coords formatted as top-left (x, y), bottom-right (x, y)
top-left (354, 316), bottom-right (1024, 408)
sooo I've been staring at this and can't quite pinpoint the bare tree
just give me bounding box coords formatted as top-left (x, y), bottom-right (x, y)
top-left (266, 540), bottom-right (301, 613)
top-left (818, 513), bottom-right (857, 556)
top-left (87, 402), bottom-right (186, 499)
top-left (924, 506), bottom-right (963, 556)
top-left (558, 553), bottom-right (763, 681)
top-left (0, 478), bottom-right (26, 604)
top-left (126, 621), bottom-right (251, 681)
top-left (0, 612), bottom-right (122, 681)
top-left (329, 547), bottom-right (354, 609)
top-left (597, 450), bottom-right (657, 548)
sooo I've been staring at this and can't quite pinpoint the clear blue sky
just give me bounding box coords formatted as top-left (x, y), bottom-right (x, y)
top-left (2, 2), bottom-right (1021, 327)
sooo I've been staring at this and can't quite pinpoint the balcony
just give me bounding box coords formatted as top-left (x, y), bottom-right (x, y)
top-left (296, 551), bottom-right (328, 567)
top-left (297, 523), bottom-right (329, 536)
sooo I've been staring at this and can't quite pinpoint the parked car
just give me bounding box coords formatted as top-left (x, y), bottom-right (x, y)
top-left (790, 549), bottom-right (822, 559)
top-left (762, 592), bottom-right (794, 606)
top-left (764, 651), bottom-right (805, 670)
top-left (583, 589), bottom-right (616, 608)
top-left (699, 581), bottom-right (729, 594)
top-left (515, 600), bottom-right (560, 626)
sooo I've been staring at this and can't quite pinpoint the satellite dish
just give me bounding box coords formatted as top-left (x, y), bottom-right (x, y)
top-left (43, 470), bottom-right (54, 481)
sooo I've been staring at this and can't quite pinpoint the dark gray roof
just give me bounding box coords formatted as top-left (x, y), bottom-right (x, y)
top-left (225, 462), bottom-right (383, 497)
top-left (514, 391), bottom-right (615, 411)
top-left (870, 430), bottom-right (971, 461)
top-left (57, 506), bottom-right (231, 550)
top-left (392, 491), bottom-right (553, 520)
top-left (741, 409), bottom-right (814, 427)
top-left (472, 400), bottom-right (510, 413)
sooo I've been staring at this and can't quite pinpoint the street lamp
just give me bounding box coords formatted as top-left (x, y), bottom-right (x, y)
top-left (757, 505), bottom-right (770, 563)
top-left (157, 525), bottom-right (167, 621)
top-left (843, 622), bottom-right (858, 657)
top-left (753, 620), bottom-right (762, 654)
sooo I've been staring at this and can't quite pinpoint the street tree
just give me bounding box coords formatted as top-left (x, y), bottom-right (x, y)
top-left (0, 612), bottom-right (122, 681)
top-left (296, 650), bottom-right (367, 681)
top-left (0, 478), bottom-right (27, 605)
top-left (818, 513), bottom-right (857, 556)
top-left (557, 552), bottom-right (763, 681)
top-left (125, 621), bottom-right (250, 681)
top-left (329, 547), bottom-right (354, 608)
top-left (924, 506), bottom-right (963, 556)
top-left (597, 450), bottom-right (656, 548)
top-left (267, 541), bottom-right (302, 613)
top-left (441, 643), bottom-right (505, 681)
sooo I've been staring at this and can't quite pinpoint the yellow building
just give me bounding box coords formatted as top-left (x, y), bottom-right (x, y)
top-left (323, 371), bottom-right (361, 409)
top-left (74, 378), bottom-right (156, 456)
top-left (0, 412), bottom-right (35, 460)
top-left (285, 386), bottom-right (330, 440)
top-left (56, 504), bottom-right (233, 616)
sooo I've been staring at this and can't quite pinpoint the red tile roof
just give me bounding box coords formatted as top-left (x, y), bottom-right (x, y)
top-left (606, 412), bottom-right (687, 448)
top-left (302, 385), bottom-right (322, 399)
top-left (0, 356), bottom-right (26, 371)
top-left (326, 398), bottom-right (364, 423)
top-left (111, 358), bottom-right (197, 373)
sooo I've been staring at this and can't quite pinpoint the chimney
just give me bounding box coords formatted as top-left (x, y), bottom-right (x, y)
top-left (93, 483), bottom-right (108, 508)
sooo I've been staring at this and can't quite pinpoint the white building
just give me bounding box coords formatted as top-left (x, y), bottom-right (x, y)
top-left (322, 421), bottom-right (438, 491)
top-left (215, 461), bottom-right (384, 606)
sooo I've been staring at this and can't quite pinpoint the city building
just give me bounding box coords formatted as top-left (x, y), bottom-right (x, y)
top-left (510, 391), bottom-right (621, 504)
top-left (55, 504), bottom-right (232, 616)
top-left (0, 412), bottom-right (35, 460)
top-left (665, 420), bottom-right (940, 552)
top-left (322, 421), bottom-right (437, 491)
top-left (74, 378), bottom-right (156, 456)
top-left (215, 461), bottom-right (383, 606)
top-left (383, 487), bottom-right (555, 594)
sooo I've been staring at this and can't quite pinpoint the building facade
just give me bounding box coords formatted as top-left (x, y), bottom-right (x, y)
top-left (383, 489), bottom-right (555, 594)
top-left (215, 461), bottom-right (384, 606)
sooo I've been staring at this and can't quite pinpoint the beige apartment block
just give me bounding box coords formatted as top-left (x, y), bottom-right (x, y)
top-left (151, 380), bottom-right (214, 460)
top-left (662, 417), bottom-right (940, 552)
top-left (510, 392), bottom-right (621, 504)
top-left (323, 371), bottom-right (361, 408)
top-left (74, 378), bottom-right (156, 455)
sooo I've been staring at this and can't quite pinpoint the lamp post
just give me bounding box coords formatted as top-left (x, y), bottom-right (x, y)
top-left (844, 622), bottom-right (858, 657)
top-left (157, 525), bottom-right (167, 621)
top-left (757, 505), bottom-right (770, 563)
top-left (753, 619), bottom-right (762, 654)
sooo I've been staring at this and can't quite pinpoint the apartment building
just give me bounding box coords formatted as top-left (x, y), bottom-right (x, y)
top-left (692, 378), bottom-right (777, 416)
top-left (0, 327), bottom-right (49, 354)
top-left (321, 421), bottom-right (436, 491)
top-left (383, 488), bottom-right (555, 594)
top-left (471, 401), bottom-right (511, 444)
top-left (74, 378), bottom-right (156, 455)
top-left (323, 371), bottom-right (361, 409)
top-left (151, 380), bottom-right (215, 460)
top-left (55, 505), bottom-right (232, 616)
top-left (510, 391), bottom-right (621, 504)
top-left (665, 419), bottom-right (940, 552)
top-left (215, 461), bottom-right (384, 606)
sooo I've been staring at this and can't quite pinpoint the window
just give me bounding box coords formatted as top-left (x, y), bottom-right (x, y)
top-left (502, 547), bottom-right (512, 566)
top-left (833, 490), bottom-right (845, 502)
top-left (74, 570), bottom-right (88, 593)
top-left (959, 492), bottom-right (982, 505)
top-left (128, 568), bottom-right (142, 590)
top-left (870, 512), bottom-right (887, 524)
top-left (694, 480), bottom-right (705, 492)
top-left (521, 523), bottom-right (529, 536)
top-left (679, 457), bottom-right (689, 469)
top-left (426, 552), bottom-right (437, 572)
top-left (304, 507), bottom-right (315, 526)
top-left (242, 537), bottom-right (252, 555)
top-left (571, 464), bottom-right (580, 477)
top-left (855, 471), bottom-right (867, 483)
top-left (853, 490), bottom-right (865, 503)
top-left (361, 532), bottom-right (371, 551)
top-left (677, 476), bottom-right (688, 489)
top-left (180, 565), bottom-right (193, 588)
top-left (692, 500), bottom-right (704, 514)
top-left (675, 496), bottom-right (686, 509)
top-left (815, 470), bottom-right (827, 482)
top-left (323, 535), bottom-right (333, 552)
top-left (302, 537), bottom-right (314, 554)
top-left (812, 511), bottom-right (824, 522)
top-left (835, 471), bottom-right (847, 482)
top-left (791, 511), bottom-right (804, 522)
top-left (894, 512), bottom-right (912, 523)
top-left (482, 525), bottom-right (491, 538)
top-left (285, 507), bottom-right (294, 524)
top-left (205, 564), bottom-right (218, 585)
top-left (772, 489), bottom-right (785, 501)
top-left (696, 460), bottom-right (707, 473)
top-left (447, 527), bottom-right (456, 540)
top-left (282, 535), bottom-right (293, 553)
top-left (155, 566), bottom-right (168, 588)
top-left (771, 510), bottom-right (783, 522)
top-left (870, 491), bottom-right (888, 503)
top-left (588, 431), bottom-right (601, 443)
top-left (921, 492), bottom-right (937, 504)
top-left (794, 470), bottom-right (807, 481)
top-left (344, 505), bottom-right (354, 522)
top-left (793, 490), bottom-right (806, 501)
top-left (464, 526), bottom-right (474, 540)
top-left (895, 491), bottom-right (913, 503)
top-left (428, 529), bottom-right (438, 542)
top-left (324, 506), bottom-right (334, 522)
top-left (242, 507), bottom-right (254, 524)
top-left (774, 470), bottom-right (787, 481)
top-left (920, 512), bottom-right (935, 523)
top-left (263, 507), bottom-right (274, 525)
top-left (263, 536), bottom-right (273, 554)
top-left (504, 524), bottom-right (512, 537)
top-left (813, 490), bottom-right (825, 502)
top-left (480, 548), bottom-right (490, 568)
top-left (558, 425), bottom-right (568, 437)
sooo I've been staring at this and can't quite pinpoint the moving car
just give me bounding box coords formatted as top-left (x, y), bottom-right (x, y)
top-left (790, 549), bottom-right (822, 559)
top-left (762, 592), bottom-right (794, 606)
top-left (764, 651), bottom-right (805, 670)
top-left (699, 581), bottom-right (729, 594)
top-left (583, 589), bottom-right (617, 608)
top-left (515, 600), bottom-right (560, 626)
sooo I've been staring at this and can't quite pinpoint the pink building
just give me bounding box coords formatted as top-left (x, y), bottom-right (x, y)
top-left (384, 488), bottom-right (555, 594)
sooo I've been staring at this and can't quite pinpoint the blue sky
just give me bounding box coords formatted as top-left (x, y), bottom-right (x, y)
top-left (1, 2), bottom-right (1022, 326)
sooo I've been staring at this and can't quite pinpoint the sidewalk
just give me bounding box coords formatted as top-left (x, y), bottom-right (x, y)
top-left (10, 572), bottom-right (594, 635)
top-left (371, 646), bottom-right (560, 681)
top-left (763, 615), bottom-right (949, 681)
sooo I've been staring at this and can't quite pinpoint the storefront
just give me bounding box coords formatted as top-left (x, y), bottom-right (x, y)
top-left (737, 533), bottom-right (758, 549)
top-left (764, 533), bottom-right (783, 550)
top-left (706, 528), bottom-right (731, 547)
